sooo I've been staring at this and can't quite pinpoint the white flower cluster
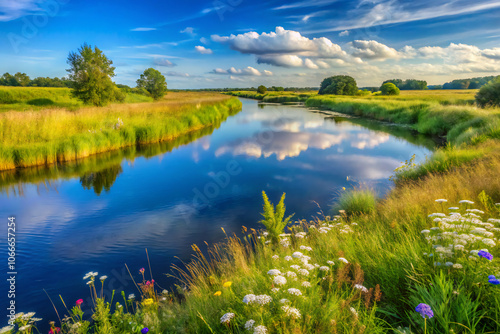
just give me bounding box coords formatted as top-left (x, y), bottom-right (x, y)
top-left (282, 306), bottom-right (302, 319)
top-left (301, 281), bottom-right (312, 288)
top-left (300, 245), bottom-right (313, 251)
top-left (287, 288), bottom-right (302, 296)
top-left (220, 312), bottom-right (235, 324)
top-left (267, 269), bottom-right (281, 276)
top-left (354, 284), bottom-right (368, 293)
top-left (273, 275), bottom-right (287, 286)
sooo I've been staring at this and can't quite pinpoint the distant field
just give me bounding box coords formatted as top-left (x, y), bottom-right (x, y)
top-left (0, 86), bottom-right (153, 112)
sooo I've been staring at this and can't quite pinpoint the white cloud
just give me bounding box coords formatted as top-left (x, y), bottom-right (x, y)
top-left (154, 58), bottom-right (177, 67)
top-left (199, 37), bottom-right (209, 45)
top-left (257, 54), bottom-right (304, 67)
top-left (180, 27), bottom-right (195, 35)
top-left (483, 48), bottom-right (500, 60)
top-left (0, 0), bottom-right (43, 21)
top-left (130, 27), bottom-right (157, 32)
top-left (349, 40), bottom-right (401, 60)
top-left (210, 66), bottom-right (272, 76)
top-left (195, 45), bottom-right (213, 54)
top-left (165, 71), bottom-right (190, 77)
top-left (304, 58), bottom-right (319, 69)
top-left (339, 30), bottom-right (349, 37)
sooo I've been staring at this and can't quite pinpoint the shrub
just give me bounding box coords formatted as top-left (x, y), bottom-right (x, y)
top-left (318, 75), bottom-right (358, 95)
top-left (475, 76), bottom-right (500, 108)
top-left (257, 85), bottom-right (267, 94)
top-left (380, 82), bottom-right (400, 95)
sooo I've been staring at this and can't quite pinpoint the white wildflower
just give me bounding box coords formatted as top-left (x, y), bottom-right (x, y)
top-left (253, 325), bottom-right (268, 334)
top-left (267, 269), bottom-right (281, 276)
top-left (459, 200), bottom-right (474, 204)
top-left (338, 257), bottom-right (349, 264)
top-left (292, 252), bottom-right (304, 258)
top-left (350, 307), bottom-right (358, 318)
top-left (452, 263), bottom-right (463, 269)
top-left (280, 239), bottom-right (290, 247)
top-left (281, 306), bottom-right (301, 319)
top-left (298, 269), bottom-right (309, 276)
top-left (286, 271), bottom-right (297, 278)
top-left (273, 275), bottom-right (287, 286)
top-left (327, 260), bottom-right (335, 265)
top-left (319, 266), bottom-right (329, 272)
top-left (0, 326), bottom-right (14, 334)
top-left (435, 199), bottom-right (447, 203)
top-left (304, 263), bottom-right (315, 270)
top-left (19, 325), bottom-right (31, 331)
top-left (128, 293), bottom-right (135, 300)
top-left (220, 312), bottom-right (235, 324)
top-left (421, 229), bottom-right (430, 234)
top-left (300, 245), bottom-right (313, 251)
top-left (245, 319), bottom-right (255, 330)
top-left (279, 298), bottom-right (290, 304)
top-left (100, 275), bottom-right (108, 281)
top-left (290, 265), bottom-right (301, 270)
top-left (302, 281), bottom-right (312, 288)
top-left (354, 284), bottom-right (368, 293)
top-left (287, 288), bottom-right (302, 296)
top-left (271, 288), bottom-right (280, 293)
top-left (255, 295), bottom-right (272, 305)
top-left (272, 255), bottom-right (279, 260)
top-left (284, 256), bottom-right (292, 261)
top-left (448, 207), bottom-right (459, 210)
top-left (243, 294), bottom-right (256, 304)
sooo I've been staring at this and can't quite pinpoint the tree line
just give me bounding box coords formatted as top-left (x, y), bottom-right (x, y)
top-left (0, 72), bottom-right (73, 87)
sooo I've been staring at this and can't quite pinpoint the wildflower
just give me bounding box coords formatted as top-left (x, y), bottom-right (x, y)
top-left (290, 265), bottom-right (301, 270)
top-left (286, 271), bottom-right (297, 278)
top-left (128, 293), bottom-right (136, 300)
top-left (459, 200), bottom-right (474, 204)
top-left (245, 319), bottom-right (255, 330)
top-left (223, 281), bottom-right (233, 288)
top-left (448, 207), bottom-right (459, 210)
top-left (281, 306), bottom-right (301, 319)
top-left (273, 275), bottom-right (287, 286)
top-left (255, 295), bottom-right (272, 305)
top-left (280, 239), bottom-right (290, 247)
top-left (0, 326), bottom-right (14, 334)
top-left (272, 255), bottom-right (279, 260)
top-left (271, 288), bottom-right (280, 293)
top-left (488, 275), bottom-right (500, 285)
top-left (302, 281), bottom-right (312, 288)
top-left (100, 275), bottom-right (108, 281)
top-left (254, 325), bottom-right (268, 334)
top-left (142, 298), bottom-right (154, 306)
top-left (327, 260), bottom-right (335, 265)
top-left (452, 264), bottom-right (463, 269)
top-left (482, 239), bottom-right (496, 247)
top-left (421, 229), bottom-right (430, 234)
top-left (76, 299), bottom-right (83, 306)
top-left (220, 312), bottom-right (235, 324)
top-left (267, 269), bottom-right (281, 276)
top-left (139, 268), bottom-right (145, 274)
top-left (298, 269), bottom-right (309, 276)
top-left (287, 288), bottom-right (302, 296)
top-left (284, 256), bottom-right (292, 261)
top-left (428, 213), bottom-right (446, 218)
top-left (49, 328), bottom-right (61, 334)
top-left (19, 325), bottom-right (31, 331)
top-left (354, 284), bottom-right (368, 293)
top-left (350, 307), bottom-right (358, 318)
top-left (338, 257), bottom-right (349, 264)
top-left (415, 303), bottom-right (434, 319)
top-left (214, 291), bottom-right (222, 296)
top-left (435, 199), bottom-right (447, 203)
top-left (319, 266), bottom-right (329, 272)
top-left (279, 298), bottom-right (290, 303)
top-left (83, 271), bottom-right (98, 280)
top-left (141, 328), bottom-right (149, 334)
top-left (478, 250), bottom-right (493, 260)
top-left (292, 252), bottom-right (304, 258)
top-left (299, 245), bottom-right (312, 251)
top-left (243, 294), bottom-right (256, 304)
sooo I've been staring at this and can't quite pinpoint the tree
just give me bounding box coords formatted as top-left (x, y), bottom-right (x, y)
top-left (67, 43), bottom-right (120, 106)
top-left (318, 75), bottom-right (358, 95)
top-left (257, 85), bottom-right (267, 94)
top-left (380, 82), bottom-right (400, 95)
top-left (475, 76), bottom-right (500, 108)
top-left (136, 68), bottom-right (167, 100)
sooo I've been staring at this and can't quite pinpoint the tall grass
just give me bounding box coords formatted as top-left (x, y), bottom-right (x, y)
top-left (0, 92), bottom-right (241, 170)
top-left (332, 188), bottom-right (377, 216)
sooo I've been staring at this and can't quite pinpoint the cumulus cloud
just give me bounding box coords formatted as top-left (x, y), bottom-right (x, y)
top-left (154, 58), bottom-right (177, 67)
top-left (195, 45), bottom-right (213, 54)
top-left (210, 66), bottom-right (272, 76)
top-left (339, 30), bottom-right (349, 37)
top-left (257, 54), bottom-right (304, 67)
top-left (349, 40), bottom-right (401, 60)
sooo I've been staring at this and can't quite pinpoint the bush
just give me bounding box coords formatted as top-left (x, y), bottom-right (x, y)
top-left (475, 76), bottom-right (500, 108)
top-left (257, 85), bottom-right (267, 94)
top-left (318, 75), bottom-right (358, 95)
top-left (380, 82), bottom-right (400, 95)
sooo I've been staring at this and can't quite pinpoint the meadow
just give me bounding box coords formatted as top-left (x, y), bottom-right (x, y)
top-left (3, 88), bottom-right (500, 334)
top-left (0, 88), bottom-right (242, 171)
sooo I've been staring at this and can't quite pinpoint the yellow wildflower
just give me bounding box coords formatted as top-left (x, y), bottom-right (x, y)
top-left (214, 291), bottom-right (222, 296)
top-left (142, 298), bottom-right (154, 306)
top-left (223, 281), bottom-right (232, 288)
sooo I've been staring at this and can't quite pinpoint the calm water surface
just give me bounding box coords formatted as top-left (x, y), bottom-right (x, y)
top-left (0, 98), bottom-right (438, 328)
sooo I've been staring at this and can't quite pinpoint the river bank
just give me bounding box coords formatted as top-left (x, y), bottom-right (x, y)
top-left (0, 92), bottom-right (242, 171)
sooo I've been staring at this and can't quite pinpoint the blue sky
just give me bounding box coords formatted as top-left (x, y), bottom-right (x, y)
top-left (0, 0), bottom-right (499, 88)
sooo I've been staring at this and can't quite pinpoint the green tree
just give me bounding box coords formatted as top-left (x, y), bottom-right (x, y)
top-left (475, 76), bottom-right (500, 108)
top-left (14, 72), bottom-right (30, 86)
top-left (136, 68), bottom-right (167, 100)
top-left (318, 75), bottom-right (358, 95)
top-left (67, 43), bottom-right (120, 106)
top-left (257, 85), bottom-right (267, 94)
top-left (380, 82), bottom-right (400, 95)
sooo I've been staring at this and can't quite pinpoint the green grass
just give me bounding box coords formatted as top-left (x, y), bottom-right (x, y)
top-left (0, 92), bottom-right (241, 170)
top-left (332, 188), bottom-right (377, 216)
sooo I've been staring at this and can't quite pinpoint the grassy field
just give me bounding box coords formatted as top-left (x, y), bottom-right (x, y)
top-left (0, 86), bottom-right (153, 112)
top-left (0, 90), bottom-right (241, 171)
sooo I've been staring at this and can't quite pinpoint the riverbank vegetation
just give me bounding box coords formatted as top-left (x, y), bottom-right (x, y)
top-left (0, 92), bottom-right (241, 171)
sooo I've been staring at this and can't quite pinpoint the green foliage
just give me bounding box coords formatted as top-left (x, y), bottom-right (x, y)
top-left (257, 85), bottom-right (267, 94)
top-left (318, 75), bottom-right (358, 95)
top-left (444, 75), bottom-right (496, 89)
top-left (380, 82), bottom-right (400, 95)
top-left (332, 188), bottom-right (377, 216)
top-left (66, 43), bottom-right (119, 106)
top-left (475, 76), bottom-right (500, 108)
top-left (259, 191), bottom-right (294, 245)
top-left (383, 79), bottom-right (427, 90)
top-left (136, 68), bottom-right (168, 100)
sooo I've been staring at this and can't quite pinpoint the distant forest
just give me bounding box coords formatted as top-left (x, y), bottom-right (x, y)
top-left (0, 71), bottom-right (498, 91)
